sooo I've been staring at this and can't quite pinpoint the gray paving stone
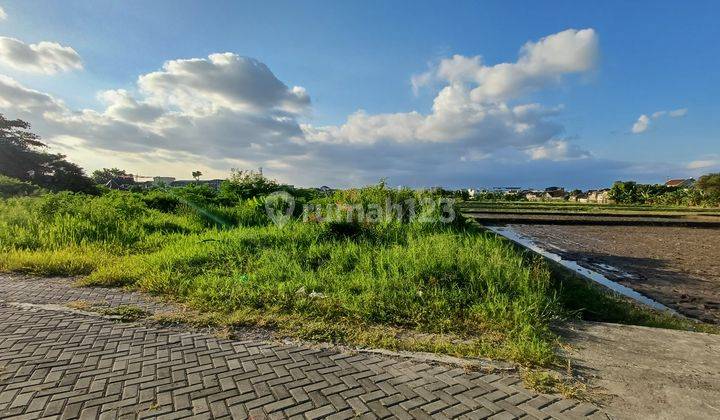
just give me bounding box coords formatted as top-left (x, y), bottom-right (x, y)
top-left (0, 275), bottom-right (603, 419)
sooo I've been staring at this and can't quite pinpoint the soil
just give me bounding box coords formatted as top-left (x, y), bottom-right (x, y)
top-left (510, 224), bottom-right (720, 323)
top-left (560, 321), bottom-right (720, 419)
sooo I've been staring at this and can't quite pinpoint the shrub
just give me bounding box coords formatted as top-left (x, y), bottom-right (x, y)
top-left (142, 189), bottom-right (181, 212)
top-left (0, 175), bottom-right (40, 198)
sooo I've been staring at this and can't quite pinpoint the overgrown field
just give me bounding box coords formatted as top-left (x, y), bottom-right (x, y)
top-left (0, 184), bottom-right (705, 366)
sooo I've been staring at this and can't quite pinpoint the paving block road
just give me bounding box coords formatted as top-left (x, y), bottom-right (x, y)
top-left (0, 276), bottom-right (607, 419)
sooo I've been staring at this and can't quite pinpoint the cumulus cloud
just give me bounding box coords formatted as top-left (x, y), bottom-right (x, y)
top-left (305, 30), bottom-right (598, 147)
top-left (0, 7), bottom-right (6, 20)
top-left (631, 108), bottom-right (687, 134)
top-left (412, 28), bottom-right (598, 103)
top-left (0, 74), bottom-right (65, 113)
top-left (0, 30), bottom-right (601, 187)
top-left (632, 114), bottom-right (650, 134)
top-left (0, 36), bottom-right (82, 74)
top-left (137, 53), bottom-right (309, 114)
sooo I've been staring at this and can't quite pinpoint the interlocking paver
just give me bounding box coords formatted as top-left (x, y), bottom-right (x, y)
top-left (0, 275), bottom-right (604, 418)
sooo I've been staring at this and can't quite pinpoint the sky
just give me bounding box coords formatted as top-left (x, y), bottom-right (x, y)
top-left (0, 0), bottom-right (718, 189)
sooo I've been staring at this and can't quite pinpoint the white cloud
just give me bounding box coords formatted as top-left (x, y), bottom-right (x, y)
top-left (137, 53), bottom-right (309, 114)
top-left (0, 7), bottom-right (7, 21)
top-left (412, 28), bottom-right (598, 103)
top-left (526, 139), bottom-right (591, 161)
top-left (0, 74), bottom-right (65, 113)
top-left (632, 114), bottom-right (650, 134)
top-left (631, 108), bottom-right (687, 134)
top-left (668, 108), bottom-right (687, 117)
top-left (0, 30), bottom-right (600, 187)
top-left (0, 36), bottom-right (82, 74)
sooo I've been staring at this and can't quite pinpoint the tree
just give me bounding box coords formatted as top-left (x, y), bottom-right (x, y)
top-left (609, 181), bottom-right (640, 204)
top-left (696, 173), bottom-right (720, 195)
top-left (0, 114), bottom-right (97, 193)
top-left (92, 168), bottom-right (131, 185)
top-left (192, 171), bottom-right (202, 181)
top-left (218, 169), bottom-right (279, 202)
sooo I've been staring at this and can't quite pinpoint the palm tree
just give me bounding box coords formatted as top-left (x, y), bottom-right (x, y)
top-left (192, 170), bottom-right (202, 182)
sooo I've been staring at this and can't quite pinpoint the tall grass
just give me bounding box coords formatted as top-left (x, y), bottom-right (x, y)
top-left (0, 186), bottom-right (562, 365)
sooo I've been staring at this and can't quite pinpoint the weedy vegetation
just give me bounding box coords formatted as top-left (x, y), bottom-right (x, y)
top-left (1, 180), bottom-right (713, 368)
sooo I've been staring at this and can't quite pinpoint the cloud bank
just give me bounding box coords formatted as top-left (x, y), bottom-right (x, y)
top-left (0, 36), bottom-right (83, 74)
top-left (0, 28), bottom-right (656, 188)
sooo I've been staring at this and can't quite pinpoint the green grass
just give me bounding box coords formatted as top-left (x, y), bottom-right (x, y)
top-left (0, 188), bottom-right (563, 366)
top-left (1, 188), bottom-right (715, 367)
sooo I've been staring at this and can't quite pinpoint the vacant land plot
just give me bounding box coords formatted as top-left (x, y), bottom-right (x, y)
top-left (510, 224), bottom-right (720, 323)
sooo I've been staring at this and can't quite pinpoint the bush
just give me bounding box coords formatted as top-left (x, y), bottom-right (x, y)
top-left (697, 173), bottom-right (720, 195)
top-left (219, 169), bottom-right (280, 203)
top-left (142, 189), bottom-right (180, 212)
top-left (0, 175), bottom-right (40, 198)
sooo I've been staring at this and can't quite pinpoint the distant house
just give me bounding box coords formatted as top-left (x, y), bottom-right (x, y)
top-left (587, 189), bottom-right (612, 204)
top-left (568, 191), bottom-right (589, 202)
top-left (525, 191), bottom-right (544, 201)
top-left (543, 188), bottom-right (567, 200)
top-left (665, 178), bottom-right (695, 188)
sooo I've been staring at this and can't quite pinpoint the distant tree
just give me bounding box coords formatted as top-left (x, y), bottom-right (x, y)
top-left (92, 168), bottom-right (131, 185)
top-left (218, 169), bottom-right (279, 202)
top-left (696, 173), bottom-right (720, 195)
top-left (609, 181), bottom-right (640, 204)
top-left (0, 114), bottom-right (97, 194)
top-left (192, 170), bottom-right (203, 181)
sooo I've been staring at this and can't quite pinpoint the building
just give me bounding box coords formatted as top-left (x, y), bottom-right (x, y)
top-left (587, 189), bottom-right (612, 204)
top-left (525, 191), bottom-right (544, 201)
top-left (543, 188), bottom-right (567, 200)
top-left (153, 176), bottom-right (176, 186)
top-left (665, 178), bottom-right (695, 188)
top-left (568, 191), bottom-right (589, 202)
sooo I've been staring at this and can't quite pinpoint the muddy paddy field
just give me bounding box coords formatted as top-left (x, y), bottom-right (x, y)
top-left (510, 224), bottom-right (720, 323)
top-left (464, 202), bottom-right (720, 324)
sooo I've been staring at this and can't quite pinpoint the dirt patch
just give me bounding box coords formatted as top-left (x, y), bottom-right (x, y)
top-left (510, 224), bottom-right (720, 323)
top-left (561, 321), bottom-right (720, 419)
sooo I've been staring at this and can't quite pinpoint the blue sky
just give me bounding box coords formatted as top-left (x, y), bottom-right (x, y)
top-left (0, 0), bottom-right (718, 188)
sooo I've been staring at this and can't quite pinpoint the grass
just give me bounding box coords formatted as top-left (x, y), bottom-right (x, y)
top-left (1, 186), bottom-right (715, 369)
top-left (521, 369), bottom-right (591, 400)
top-left (0, 187), bottom-right (563, 366)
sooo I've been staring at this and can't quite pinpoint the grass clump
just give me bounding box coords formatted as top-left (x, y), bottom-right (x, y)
top-left (521, 369), bottom-right (590, 400)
